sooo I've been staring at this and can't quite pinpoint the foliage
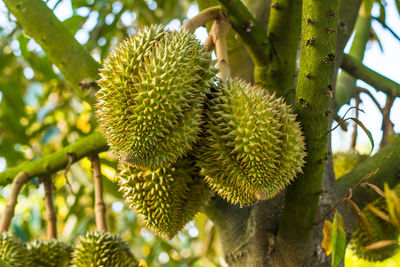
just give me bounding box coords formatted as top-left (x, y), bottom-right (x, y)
top-left (0, 0), bottom-right (223, 266)
top-left (0, 0), bottom-right (400, 266)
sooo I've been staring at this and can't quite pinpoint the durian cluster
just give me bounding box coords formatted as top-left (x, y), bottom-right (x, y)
top-left (349, 197), bottom-right (399, 261)
top-left (0, 233), bottom-right (71, 267)
top-left (0, 232), bottom-right (138, 267)
top-left (96, 25), bottom-right (306, 238)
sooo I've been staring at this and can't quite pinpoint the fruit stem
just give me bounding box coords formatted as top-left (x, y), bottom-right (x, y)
top-left (181, 6), bottom-right (224, 34)
top-left (43, 177), bottom-right (57, 239)
top-left (207, 18), bottom-right (231, 80)
top-left (90, 154), bottom-right (108, 232)
top-left (0, 172), bottom-right (29, 232)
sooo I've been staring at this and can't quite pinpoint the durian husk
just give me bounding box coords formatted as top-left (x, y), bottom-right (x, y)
top-left (333, 151), bottom-right (368, 179)
top-left (0, 232), bottom-right (31, 267)
top-left (349, 197), bottom-right (399, 261)
top-left (196, 79), bottom-right (306, 205)
top-left (117, 157), bottom-right (210, 239)
top-left (71, 231), bottom-right (138, 267)
top-left (27, 239), bottom-right (71, 267)
top-left (96, 25), bottom-right (216, 169)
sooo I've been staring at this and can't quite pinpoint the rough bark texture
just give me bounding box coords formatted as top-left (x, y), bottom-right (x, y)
top-left (276, 0), bottom-right (339, 265)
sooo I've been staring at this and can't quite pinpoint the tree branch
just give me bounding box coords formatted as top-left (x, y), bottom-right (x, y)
top-left (372, 16), bottom-right (400, 42)
top-left (334, 1), bottom-right (372, 114)
top-left (181, 6), bottom-right (224, 33)
top-left (0, 172), bottom-right (29, 232)
top-left (43, 177), bottom-right (57, 239)
top-left (216, 0), bottom-right (270, 67)
top-left (256, 0), bottom-right (302, 102)
top-left (334, 135), bottom-right (400, 231)
top-left (0, 132), bottom-right (108, 186)
top-left (90, 154), bottom-right (108, 232)
top-left (277, 0), bottom-right (339, 265)
top-left (3, 0), bottom-right (100, 95)
top-left (340, 54), bottom-right (400, 97)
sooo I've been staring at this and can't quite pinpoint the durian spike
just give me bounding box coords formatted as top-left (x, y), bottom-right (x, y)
top-left (181, 6), bottom-right (224, 34)
top-left (90, 154), bottom-right (108, 232)
top-left (208, 18), bottom-right (231, 80)
top-left (0, 172), bottom-right (29, 232)
top-left (43, 177), bottom-right (57, 239)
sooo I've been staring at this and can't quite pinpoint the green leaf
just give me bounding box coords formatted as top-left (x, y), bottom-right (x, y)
top-left (322, 220), bottom-right (333, 256)
top-left (348, 117), bottom-right (375, 153)
top-left (331, 212), bottom-right (346, 267)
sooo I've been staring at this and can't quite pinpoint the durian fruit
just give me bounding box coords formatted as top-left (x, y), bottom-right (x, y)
top-left (71, 231), bottom-right (138, 267)
top-left (27, 239), bottom-right (71, 267)
top-left (96, 25), bottom-right (216, 169)
top-left (348, 197), bottom-right (399, 261)
top-left (0, 232), bottom-right (30, 266)
top-left (117, 158), bottom-right (210, 239)
top-left (333, 151), bottom-right (368, 179)
top-left (196, 79), bottom-right (306, 205)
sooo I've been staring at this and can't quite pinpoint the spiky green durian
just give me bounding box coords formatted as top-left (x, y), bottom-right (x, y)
top-left (27, 239), bottom-right (71, 267)
top-left (349, 197), bottom-right (399, 261)
top-left (196, 79), bottom-right (306, 205)
top-left (117, 158), bottom-right (210, 239)
top-left (71, 231), bottom-right (138, 267)
top-left (333, 151), bottom-right (368, 179)
top-left (96, 25), bottom-right (216, 169)
top-left (0, 233), bottom-right (30, 267)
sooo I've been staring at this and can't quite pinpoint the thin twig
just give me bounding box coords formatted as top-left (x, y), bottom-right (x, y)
top-left (357, 87), bottom-right (383, 113)
top-left (0, 172), bottom-right (29, 232)
top-left (380, 93), bottom-right (395, 148)
top-left (181, 6), bottom-right (224, 34)
top-left (372, 17), bottom-right (400, 42)
top-left (90, 154), bottom-right (108, 232)
top-left (43, 177), bottom-right (57, 239)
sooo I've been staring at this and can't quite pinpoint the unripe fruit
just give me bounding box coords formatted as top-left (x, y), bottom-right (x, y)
top-left (117, 158), bottom-right (209, 239)
top-left (71, 231), bottom-right (138, 267)
top-left (349, 197), bottom-right (399, 261)
top-left (96, 25), bottom-right (216, 169)
top-left (196, 79), bottom-right (306, 205)
top-left (27, 239), bottom-right (71, 267)
top-left (0, 233), bottom-right (30, 266)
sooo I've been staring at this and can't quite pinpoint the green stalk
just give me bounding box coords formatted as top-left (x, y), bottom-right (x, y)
top-left (341, 54), bottom-right (400, 96)
top-left (256, 0), bottom-right (302, 103)
top-left (0, 132), bottom-right (107, 185)
top-left (335, 2), bottom-right (372, 113)
top-left (277, 0), bottom-right (339, 265)
top-left (216, 0), bottom-right (270, 66)
top-left (3, 0), bottom-right (100, 94)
